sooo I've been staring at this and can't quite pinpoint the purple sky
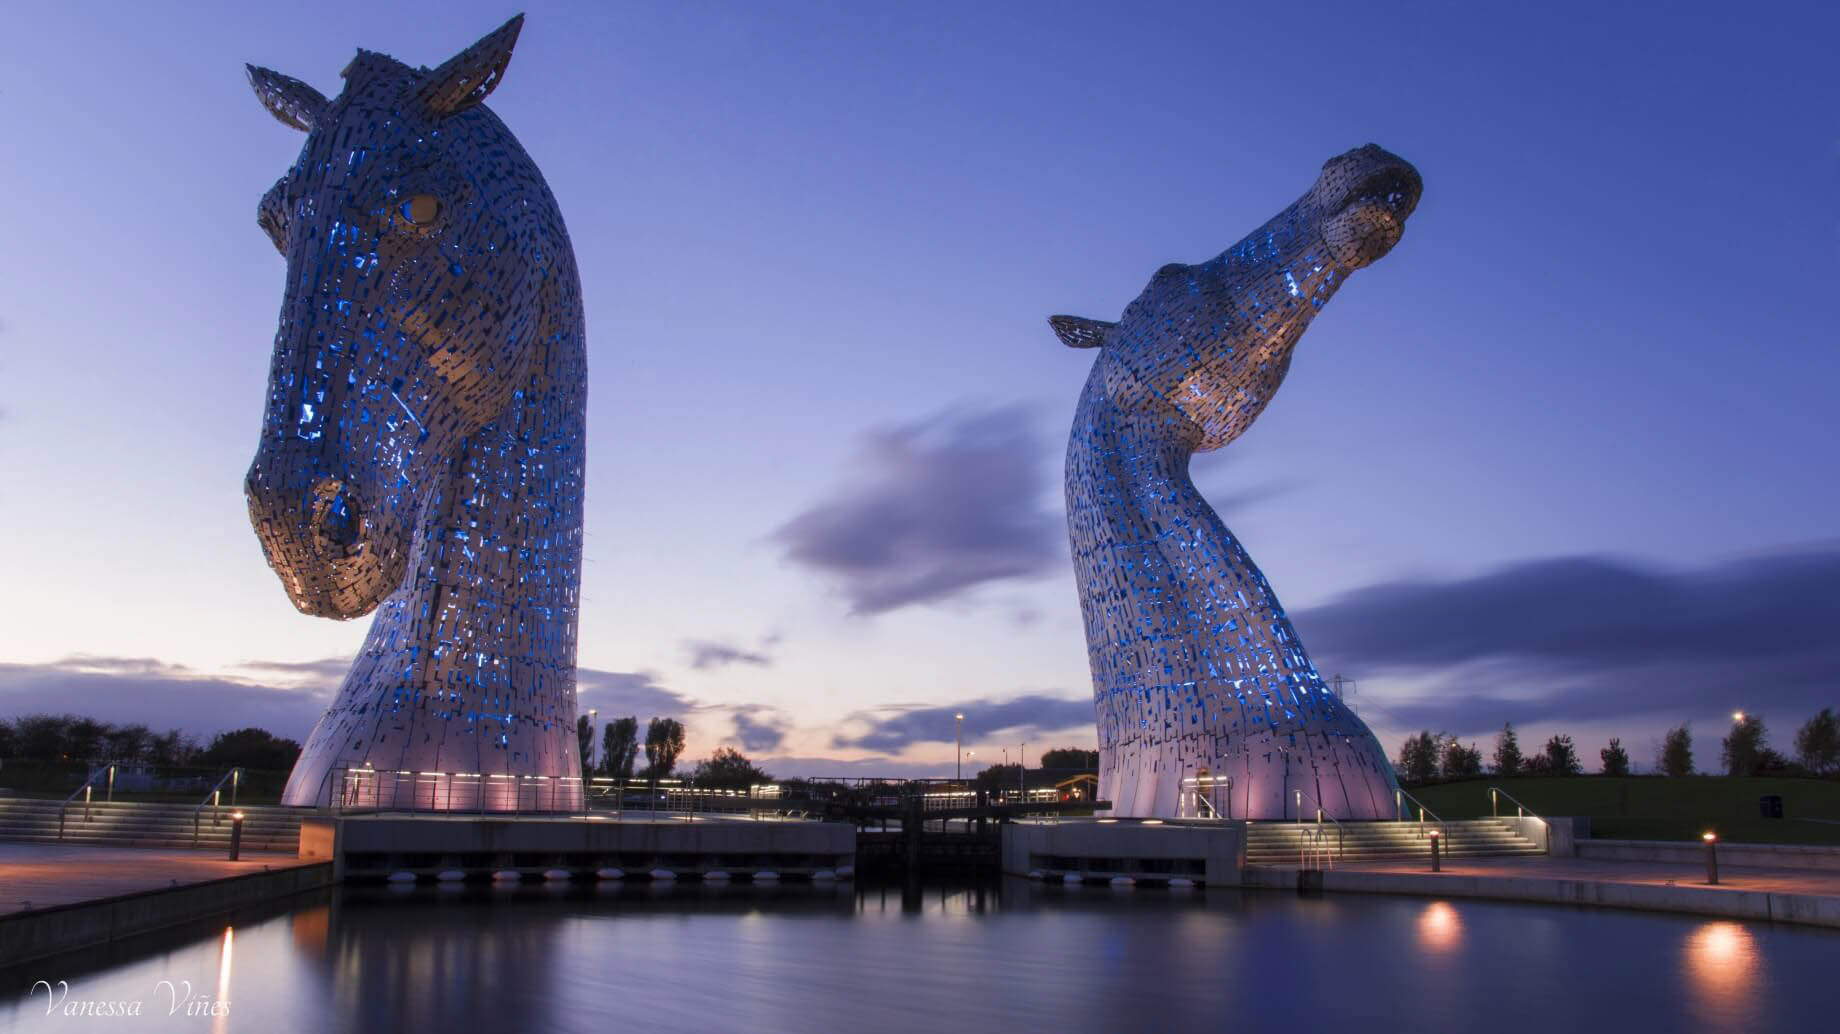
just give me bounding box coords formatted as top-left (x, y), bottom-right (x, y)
top-left (1, 1), bottom-right (1835, 775)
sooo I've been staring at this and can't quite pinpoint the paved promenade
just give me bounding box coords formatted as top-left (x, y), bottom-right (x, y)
top-left (1245, 851), bottom-right (1840, 928)
top-left (0, 843), bottom-right (307, 915)
top-left (1347, 854), bottom-right (1840, 897)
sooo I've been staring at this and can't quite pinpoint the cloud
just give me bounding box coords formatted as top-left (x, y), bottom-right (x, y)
top-left (0, 658), bottom-right (334, 740)
top-left (772, 404), bottom-right (1062, 615)
top-left (236, 656), bottom-right (354, 683)
top-left (683, 639), bottom-right (772, 671)
top-left (831, 693), bottom-right (1093, 752)
top-left (574, 668), bottom-right (694, 718)
top-left (1295, 544), bottom-right (1840, 734)
top-left (730, 707), bottom-right (790, 752)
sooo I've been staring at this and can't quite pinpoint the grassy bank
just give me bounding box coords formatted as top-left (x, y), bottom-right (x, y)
top-left (1403, 776), bottom-right (1840, 845)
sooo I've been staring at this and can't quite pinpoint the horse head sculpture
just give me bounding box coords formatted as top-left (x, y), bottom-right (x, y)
top-left (243, 15), bottom-right (589, 809)
top-left (1056, 144), bottom-right (1421, 819)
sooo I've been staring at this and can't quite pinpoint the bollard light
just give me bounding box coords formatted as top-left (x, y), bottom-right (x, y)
top-left (229, 811), bottom-right (245, 861)
top-left (1429, 830), bottom-right (1442, 873)
top-left (1702, 831), bottom-right (1718, 885)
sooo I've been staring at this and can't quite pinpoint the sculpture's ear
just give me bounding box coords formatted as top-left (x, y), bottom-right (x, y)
top-left (246, 65), bottom-right (328, 132)
top-left (1049, 315), bottom-right (1116, 349)
top-left (418, 14), bottom-right (524, 117)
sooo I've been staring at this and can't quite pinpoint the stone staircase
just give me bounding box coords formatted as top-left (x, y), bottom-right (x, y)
top-left (1245, 818), bottom-right (1545, 867)
top-left (0, 798), bottom-right (304, 853)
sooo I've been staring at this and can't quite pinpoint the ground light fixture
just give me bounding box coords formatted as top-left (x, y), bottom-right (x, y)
top-left (229, 811), bottom-right (246, 861)
top-left (1428, 829), bottom-right (1442, 872)
top-left (1703, 832), bottom-right (1719, 885)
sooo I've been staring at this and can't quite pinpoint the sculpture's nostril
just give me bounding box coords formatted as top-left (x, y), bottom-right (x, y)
top-left (308, 478), bottom-right (364, 554)
top-left (320, 489), bottom-right (361, 549)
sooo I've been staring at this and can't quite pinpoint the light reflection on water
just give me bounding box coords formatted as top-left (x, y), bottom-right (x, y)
top-left (2, 881), bottom-right (1833, 1034)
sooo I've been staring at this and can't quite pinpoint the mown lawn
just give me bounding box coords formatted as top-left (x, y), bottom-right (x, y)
top-left (1403, 776), bottom-right (1840, 845)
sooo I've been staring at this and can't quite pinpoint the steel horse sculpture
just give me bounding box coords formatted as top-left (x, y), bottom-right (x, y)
top-left (243, 16), bottom-right (587, 809)
top-left (1055, 144), bottom-right (1422, 819)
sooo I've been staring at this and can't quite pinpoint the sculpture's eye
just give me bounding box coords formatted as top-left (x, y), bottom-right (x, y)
top-left (401, 194), bottom-right (442, 227)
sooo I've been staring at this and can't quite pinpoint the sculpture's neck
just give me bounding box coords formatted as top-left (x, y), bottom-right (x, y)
top-left (397, 280), bottom-right (586, 685)
top-left (1066, 368), bottom-right (1206, 525)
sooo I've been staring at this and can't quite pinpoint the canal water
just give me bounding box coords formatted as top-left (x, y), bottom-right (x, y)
top-left (3, 880), bottom-right (1833, 1032)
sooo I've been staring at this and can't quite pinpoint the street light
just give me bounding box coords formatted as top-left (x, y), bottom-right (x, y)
top-left (1731, 711), bottom-right (1745, 723)
top-left (588, 708), bottom-right (599, 771)
top-left (956, 713), bottom-right (965, 781)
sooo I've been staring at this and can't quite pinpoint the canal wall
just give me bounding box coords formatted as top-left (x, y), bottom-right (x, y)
top-left (1001, 820), bottom-right (1244, 885)
top-left (0, 862), bottom-right (333, 965)
top-left (1577, 838), bottom-right (1840, 872)
top-left (304, 815), bottom-right (856, 880)
top-left (1238, 865), bottom-right (1840, 929)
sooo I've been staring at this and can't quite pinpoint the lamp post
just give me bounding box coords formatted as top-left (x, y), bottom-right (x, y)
top-left (1428, 829), bottom-right (1441, 872)
top-left (955, 713), bottom-right (965, 781)
top-left (1703, 832), bottom-right (1719, 885)
top-left (229, 811), bottom-right (245, 861)
top-left (588, 708), bottom-right (599, 771)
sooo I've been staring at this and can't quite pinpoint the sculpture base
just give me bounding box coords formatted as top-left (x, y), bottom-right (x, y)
top-left (1100, 732), bottom-right (1399, 820)
top-left (283, 766), bottom-right (584, 814)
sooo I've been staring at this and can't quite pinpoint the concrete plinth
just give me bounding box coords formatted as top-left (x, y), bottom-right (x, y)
top-left (300, 814), bottom-right (855, 882)
top-left (1001, 820), bottom-right (1245, 885)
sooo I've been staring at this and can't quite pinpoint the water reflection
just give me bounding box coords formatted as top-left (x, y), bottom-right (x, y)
top-left (1417, 901), bottom-right (1463, 953)
top-left (3, 885), bottom-right (1832, 1034)
top-left (1684, 921), bottom-right (1759, 1020)
top-left (211, 928), bottom-right (233, 1034)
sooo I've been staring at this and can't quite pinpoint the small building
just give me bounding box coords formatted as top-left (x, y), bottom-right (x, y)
top-left (1055, 773), bottom-right (1098, 803)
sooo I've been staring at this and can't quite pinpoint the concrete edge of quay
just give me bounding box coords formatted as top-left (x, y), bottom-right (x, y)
top-left (0, 862), bottom-right (335, 965)
top-left (1238, 865), bottom-right (1840, 929)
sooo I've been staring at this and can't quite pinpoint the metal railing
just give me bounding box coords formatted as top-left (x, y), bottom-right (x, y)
top-left (191, 768), bottom-right (244, 846)
top-left (1179, 775), bottom-right (1232, 819)
top-left (1291, 786), bottom-right (1346, 862)
top-left (1393, 786), bottom-right (1448, 838)
top-left (1489, 785), bottom-right (1550, 850)
top-left (1300, 825), bottom-right (1336, 870)
top-left (324, 767), bottom-right (586, 814)
top-left (56, 765), bottom-right (115, 840)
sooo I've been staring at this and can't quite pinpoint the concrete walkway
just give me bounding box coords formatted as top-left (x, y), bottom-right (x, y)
top-left (0, 842), bottom-right (307, 915)
top-left (1347, 854), bottom-right (1840, 896)
top-left (1243, 852), bottom-right (1840, 928)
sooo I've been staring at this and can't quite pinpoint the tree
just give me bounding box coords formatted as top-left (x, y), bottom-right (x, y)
top-left (14, 714), bottom-right (73, 760)
top-left (641, 717), bottom-right (686, 783)
top-left (146, 729), bottom-right (197, 768)
top-left (1794, 708), bottom-right (1839, 775)
top-left (1659, 724), bottom-right (1694, 777)
top-left (600, 716), bottom-right (640, 780)
top-left (0, 719), bottom-right (14, 759)
top-left (1441, 740), bottom-right (1483, 779)
top-left (1721, 715), bottom-right (1772, 777)
top-left (1396, 730), bottom-right (1442, 785)
top-left (576, 714), bottom-right (595, 781)
top-left (1493, 723), bottom-right (1523, 777)
top-left (1543, 734), bottom-right (1581, 776)
top-left (1600, 738), bottom-right (1631, 777)
top-left (103, 723), bottom-right (151, 763)
top-left (1523, 752), bottom-right (1553, 775)
top-left (974, 763), bottom-right (1023, 792)
top-left (197, 728), bottom-right (300, 772)
top-left (690, 747), bottom-right (773, 789)
top-left (1039, 747), bottom-right (1099, 770)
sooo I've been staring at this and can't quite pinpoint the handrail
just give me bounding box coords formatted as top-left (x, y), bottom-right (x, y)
top-left (57, 765), bottom-right (115, 840)
top-left (191, 767), bottom-right (243, 846)
top-left (1393, 786), bottom-right (1448, 837)
top-left (1179, 775), bottom-right (1232, 819)
top-left (1488, 785), bottom-right (1544, 823)
top-left (1291, 786), bottom-right (1346, 862)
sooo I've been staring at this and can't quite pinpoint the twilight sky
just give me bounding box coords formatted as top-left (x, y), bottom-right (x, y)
top-left (1, 1), bottom-right (1835, 775)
